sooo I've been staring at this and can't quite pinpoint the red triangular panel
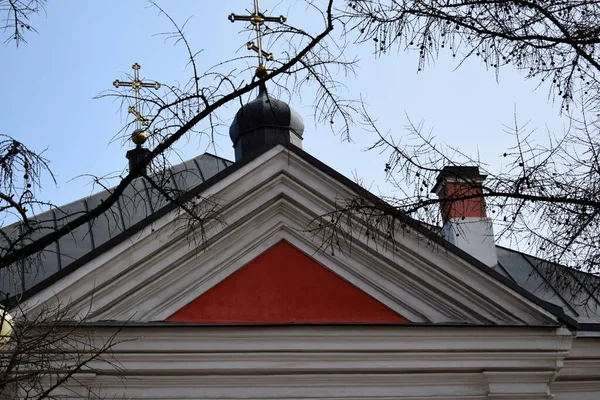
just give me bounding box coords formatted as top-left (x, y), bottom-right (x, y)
top-left (166, 241), bottom-right (409, 324)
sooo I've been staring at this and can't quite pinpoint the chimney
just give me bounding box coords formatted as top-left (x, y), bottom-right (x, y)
top-left (432, 166), bottom-right (498, 267)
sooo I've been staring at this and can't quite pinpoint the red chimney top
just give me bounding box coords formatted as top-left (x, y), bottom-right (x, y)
top-left (432, 166), bottom-right (488, 223)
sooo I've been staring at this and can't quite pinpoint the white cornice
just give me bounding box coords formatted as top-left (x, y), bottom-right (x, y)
top-left (61, 325), bottom-right (575, 400)
top-left (91, 325), bottom-right (573, 353)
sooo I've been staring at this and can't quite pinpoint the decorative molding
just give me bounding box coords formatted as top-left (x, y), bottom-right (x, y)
top-left (63, 325), bottom-right (574, 399)
top-left (82, 373), bottom-right (491, 400)
top-left (88, 325), bottom-right (572, 351)
top-left (23, 146), bottom-right (561, 327)
top-left (484, 371), bottom-right (556, 400)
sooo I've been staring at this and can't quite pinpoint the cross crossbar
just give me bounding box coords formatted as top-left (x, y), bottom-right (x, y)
top-left (228, 0), bottom-right (287, 78)
top-left (112, 63), bottom-right (161, 130)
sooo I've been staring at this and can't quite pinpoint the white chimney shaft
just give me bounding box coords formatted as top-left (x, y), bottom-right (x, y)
top-left (432, 166), bottom-right (498, 267)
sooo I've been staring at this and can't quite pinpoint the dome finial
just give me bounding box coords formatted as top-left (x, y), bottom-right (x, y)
top-left (255, 64), bottom-right (269, 79)
top-left (257, 79), bottom-right (268, 96)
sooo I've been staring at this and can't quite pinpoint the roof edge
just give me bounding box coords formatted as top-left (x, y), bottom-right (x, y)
top-left (6, 143), bottom-right (583, 330)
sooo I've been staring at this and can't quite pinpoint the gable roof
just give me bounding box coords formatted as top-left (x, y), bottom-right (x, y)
top-left (1, 153), bottom-right (231, 298)
top-left (2, 144), bottom-right (596, 329)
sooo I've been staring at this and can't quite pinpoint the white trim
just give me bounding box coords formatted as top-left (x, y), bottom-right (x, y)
top-left (23, 146), bottom-right (560, 327)
top-left (69, 325), bottom-right (573, 400)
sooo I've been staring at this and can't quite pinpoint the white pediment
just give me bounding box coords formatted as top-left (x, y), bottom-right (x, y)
top-left (21, 146), bottom-right (560, 327)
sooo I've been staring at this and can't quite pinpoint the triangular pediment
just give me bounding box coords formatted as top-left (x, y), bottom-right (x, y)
top-left (166, 240), bottom-right (409, 324)
top-left (22, 145), bottom-right (562, 328)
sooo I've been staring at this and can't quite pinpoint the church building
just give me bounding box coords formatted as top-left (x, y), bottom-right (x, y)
top-left (2, 77), bottom-right (600, 399)
top-left (4, 0), bottom-right (600, 389)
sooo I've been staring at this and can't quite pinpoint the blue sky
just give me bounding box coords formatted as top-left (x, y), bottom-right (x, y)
top-left (1, 0), bottom-right (566, 210)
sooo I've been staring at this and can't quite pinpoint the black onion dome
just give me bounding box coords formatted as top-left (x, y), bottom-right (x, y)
top-left (229, 85), bottom-right (304, 161)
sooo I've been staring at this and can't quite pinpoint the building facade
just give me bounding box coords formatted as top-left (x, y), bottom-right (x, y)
top-left (4, 88), bottom-right (600, 400)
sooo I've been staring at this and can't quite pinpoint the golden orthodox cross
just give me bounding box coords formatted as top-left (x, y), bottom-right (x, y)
top-left (113, 63), bottom-right (161, 131)
top-left (229, 0), bottom-right (286, 78)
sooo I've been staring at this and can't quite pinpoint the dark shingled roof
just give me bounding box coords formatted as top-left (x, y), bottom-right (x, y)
top-left (494, 246), bottom-right (600, 324)
top-left (2, 146), bottom-right (599, 329)
top-left (0, 153), bottom-right (231, 297)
